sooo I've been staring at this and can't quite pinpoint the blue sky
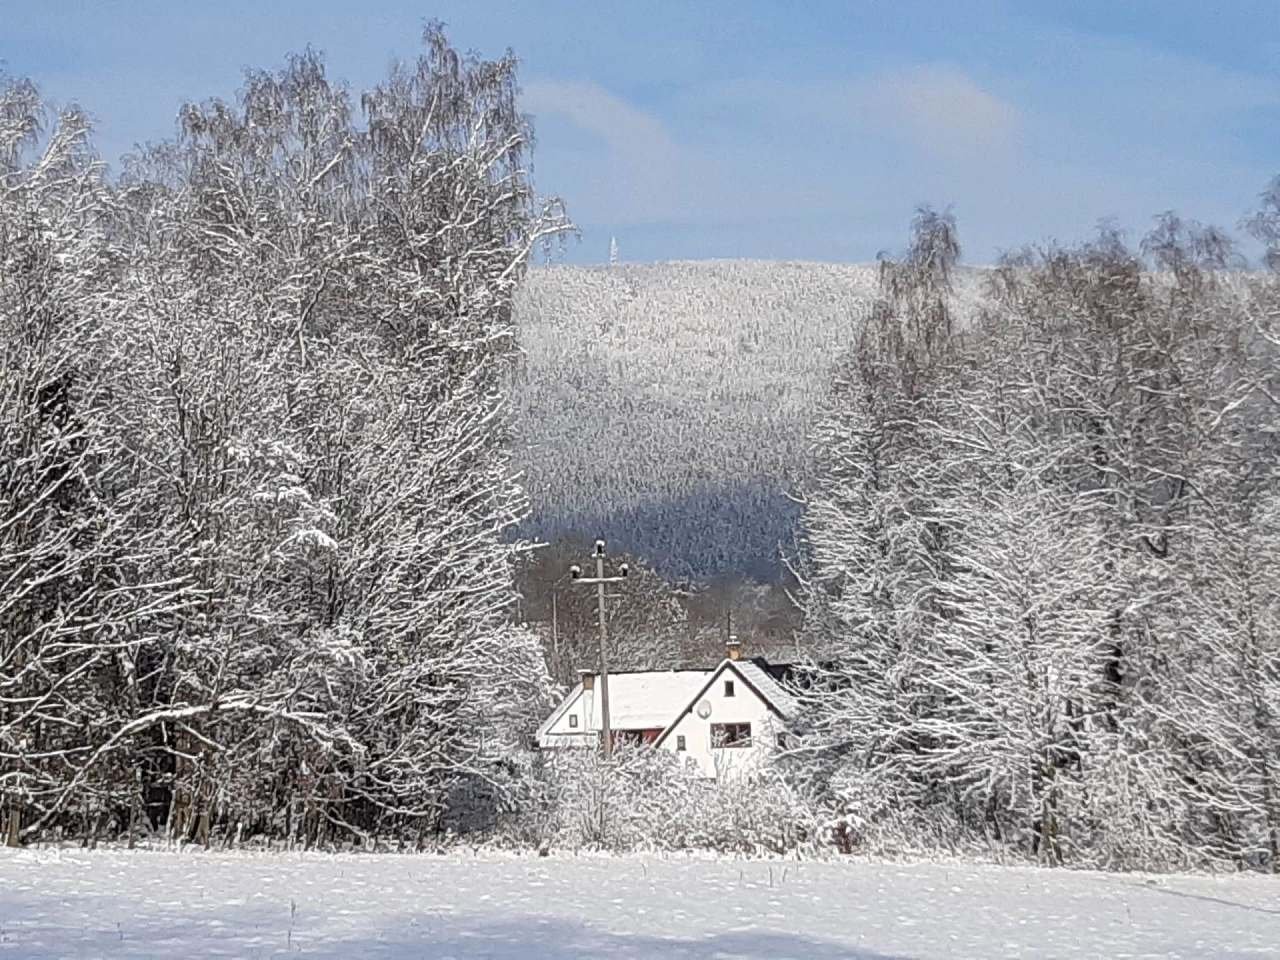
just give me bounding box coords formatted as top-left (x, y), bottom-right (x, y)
top-left (4, 1), bottom-right (1277, 264)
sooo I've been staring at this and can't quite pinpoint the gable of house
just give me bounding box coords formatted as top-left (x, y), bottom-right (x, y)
top-left (652, 657), bottom-right (798, 778)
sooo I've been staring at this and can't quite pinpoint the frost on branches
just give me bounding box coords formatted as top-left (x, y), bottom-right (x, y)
top-left (0, 78), bottom-right (203, 848)
top-left (1, 27), bottom-right (566, 848)
top-left (794, 207), bottom-right (1280, 872)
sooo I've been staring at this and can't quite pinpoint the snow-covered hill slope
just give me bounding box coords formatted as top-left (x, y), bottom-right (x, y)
top-left (3, 848), bottom-right (1275, 958)
top-left (512, 261), bottom-right (889, 580)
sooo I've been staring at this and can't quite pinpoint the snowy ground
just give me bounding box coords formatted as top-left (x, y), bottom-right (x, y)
top-left (1, 848), bottom-right (1277, 959)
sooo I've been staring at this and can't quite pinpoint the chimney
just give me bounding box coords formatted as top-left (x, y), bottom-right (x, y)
top-left (579, 670), bottom-right (595, 691)
top-left (726, 636), bottom-right (742, 662)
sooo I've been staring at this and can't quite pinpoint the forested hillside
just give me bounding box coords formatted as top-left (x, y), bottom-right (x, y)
top-left (512, 261), bottom-right (982, 580)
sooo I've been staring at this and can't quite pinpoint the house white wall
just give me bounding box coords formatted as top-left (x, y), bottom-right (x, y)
top-left (658, 665), bottom-right (785, 779)
top-left (538, 684), bottom-right (594, 748)
top-left (536, 662), bottom-right (791, 779)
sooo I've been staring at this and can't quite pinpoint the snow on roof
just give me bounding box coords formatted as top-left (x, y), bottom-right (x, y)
top-left (734, 659), bottom-right (799, 719)
top-left (538, 659), bottom-right (799, 746)
top-left (595, 670), bottom-right (713, 730)
top-left (538, 670), bottom-right (714, 737)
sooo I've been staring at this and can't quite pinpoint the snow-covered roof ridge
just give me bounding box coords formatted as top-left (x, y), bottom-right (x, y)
top-left (604, 670), bottom-right (714, 730)
top-left (734, 658), bottom-right (799, 719)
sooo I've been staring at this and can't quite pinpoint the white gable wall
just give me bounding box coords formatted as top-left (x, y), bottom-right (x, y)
top-left (658, 663), bottom-right (785, 779)
top-left (537, 684), bottom-right (596, 748)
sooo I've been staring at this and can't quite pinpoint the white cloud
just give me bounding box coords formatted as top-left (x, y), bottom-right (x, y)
top-left (522, 79), bottom-right (701, 224)
top-left (523, 79), bottom-right (679, 160)
top-left (872, 65), bottom-right (1021, 158)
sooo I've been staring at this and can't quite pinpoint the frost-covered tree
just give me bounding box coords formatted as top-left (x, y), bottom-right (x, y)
top-left (789, 209), bottom-right (966, 837)
top-left (3, 24), bottom-right (566, 847)
top-left (0, 80), bottom-right (197, 845)
top-left (795, 199), bottom-right (1280, 871)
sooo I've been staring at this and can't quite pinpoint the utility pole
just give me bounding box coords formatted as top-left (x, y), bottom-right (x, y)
top-left (550, 591), bottom-right (559, 671)
top-left (569, 539), bottom-right (628, 759)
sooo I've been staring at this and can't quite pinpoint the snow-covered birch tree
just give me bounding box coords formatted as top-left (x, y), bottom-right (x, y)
top-left (0, 79), bottom-right (199, 845)
top-left (794, 199), bottom-right (1280, 871)
top-left (4, 24), bottom-right (566, 847)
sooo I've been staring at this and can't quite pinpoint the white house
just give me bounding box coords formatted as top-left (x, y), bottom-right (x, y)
top-left (535, 640), bottom-right (798, 779)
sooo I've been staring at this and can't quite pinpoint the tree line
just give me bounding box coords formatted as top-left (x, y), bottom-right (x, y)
top-left (794, 202), bottom-right (1280, 871)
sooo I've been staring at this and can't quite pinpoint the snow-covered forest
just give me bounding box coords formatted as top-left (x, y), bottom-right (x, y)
top-left (3, 21), bottom-right (1280, 881)
top-left (514, 261), bottom-right (880, 581)
top-left (512, 262), bottom-right (986, 583)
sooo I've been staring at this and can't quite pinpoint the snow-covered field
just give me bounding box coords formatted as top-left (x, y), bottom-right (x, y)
top-left (1, 848), bottom-right (1277, 959)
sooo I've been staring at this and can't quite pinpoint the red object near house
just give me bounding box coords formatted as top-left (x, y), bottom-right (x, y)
top-left (611, 728), bottom-right (664, 749)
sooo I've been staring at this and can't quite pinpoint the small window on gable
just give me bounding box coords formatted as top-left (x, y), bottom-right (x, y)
top-left (568, 714), bottom-right (579, 728)
top-left (724, 680), bottom-right (735, 698)
top-left (676, 735), bottom-right (686, 752)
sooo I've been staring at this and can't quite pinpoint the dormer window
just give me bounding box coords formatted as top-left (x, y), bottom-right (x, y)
top-left (724, 680), bottom-right (735, 698)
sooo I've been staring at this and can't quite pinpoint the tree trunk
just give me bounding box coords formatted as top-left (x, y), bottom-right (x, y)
top-left (4, 803), bottom-right (21, 848)
top-left (127, 767), bottom-right (143, 850)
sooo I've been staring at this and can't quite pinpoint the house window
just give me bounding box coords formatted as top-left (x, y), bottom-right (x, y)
top-left (724, 680), bottom-right (735, 697)
top-left (711, 722), bottom-right (752, 748)
top-left (568, 714), bottom-right (578, 728)
top-left (676, 735), bottom-right (686, 752)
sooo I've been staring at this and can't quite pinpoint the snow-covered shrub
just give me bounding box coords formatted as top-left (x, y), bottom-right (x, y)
top-left (497, 745), bottom-right (819, 856)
